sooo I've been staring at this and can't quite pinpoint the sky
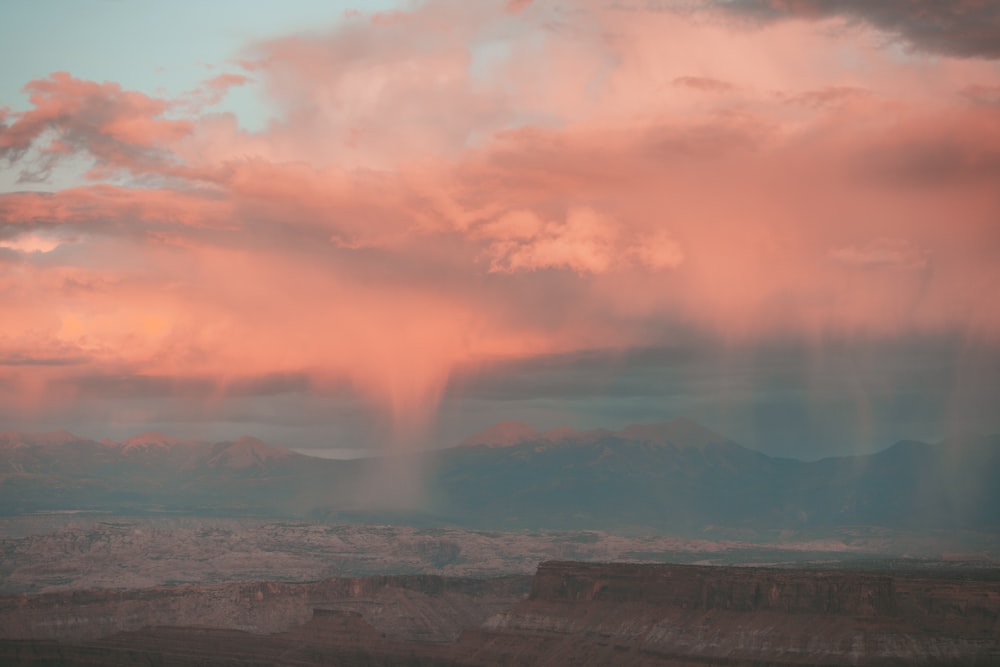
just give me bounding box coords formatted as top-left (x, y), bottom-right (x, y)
top-left (1, 0), bottom-right (999, 459)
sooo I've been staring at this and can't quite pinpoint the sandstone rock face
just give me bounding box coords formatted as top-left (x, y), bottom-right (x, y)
top-left (0, 574), bottom-right (531, 643)
top-left (465, 561), bottom-right (1000, 665)
top-left (1, 561), bottom-right (997, 666)
top-left (529, 560), bottom-right (900, 614)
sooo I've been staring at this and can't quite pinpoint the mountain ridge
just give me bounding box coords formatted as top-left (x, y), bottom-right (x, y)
top-left (459, 417), bottom-right (735, 451)
top-left (2, 420), bottom-right (997, 536)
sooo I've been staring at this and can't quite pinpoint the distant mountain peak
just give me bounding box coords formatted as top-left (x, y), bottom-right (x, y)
top-left (460, 417), bottom-right (730, 450)
top-left (0, 429), bottom-right (84, 448)
top-left (205, 436), bottom-right (298, 469)
top-left (232, 435), bottom-right (270, 447)
top-left (119, 432), bottom-right (195, 450)
top-left (540, 426), bottom-right (578, 440)
top-left (616, 418), bottom-right (729, 448)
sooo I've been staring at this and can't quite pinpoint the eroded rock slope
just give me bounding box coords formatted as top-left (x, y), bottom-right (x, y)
top-left (2, 561), bottom-right (998, 665)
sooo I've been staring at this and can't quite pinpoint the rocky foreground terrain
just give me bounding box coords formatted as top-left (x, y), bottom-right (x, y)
top-left (1, 561), bottom-right (998, 666)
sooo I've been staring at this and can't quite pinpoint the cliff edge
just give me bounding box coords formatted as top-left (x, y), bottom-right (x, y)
top-left (1, 561), bottom-right (998, 665)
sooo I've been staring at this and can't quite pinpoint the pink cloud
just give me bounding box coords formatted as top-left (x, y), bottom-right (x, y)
top-left (0, 72), bottom-right (192, 181)
top-left (2, 0), bottom-right (999, 432)
top-left (829, 239), bottom-right (930, 271)
top-left (0, 185), bottom-right (232, 229)
top-left (180, 73), bottom-right (250, 112)
top-left (479, 207), bottom-right (684, 274)
top-left (0, 232), bottom-right (67, 254)
top-left (672, 76), bottom-right (735, 93)
top-left (506, 0), bottom-right (533, 14)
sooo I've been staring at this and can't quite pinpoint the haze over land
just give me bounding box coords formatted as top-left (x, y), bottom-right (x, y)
top-left (3, 419), bottom-right (998, 539)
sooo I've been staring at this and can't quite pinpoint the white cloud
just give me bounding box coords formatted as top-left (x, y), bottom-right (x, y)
top-left (0, 233), bottom-right (65, 254)
top-left (483, 207), bottom-right (683, 274)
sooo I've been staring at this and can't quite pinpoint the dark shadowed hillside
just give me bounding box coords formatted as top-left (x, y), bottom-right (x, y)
top-left (425, 420), bottom-right (1000, 534)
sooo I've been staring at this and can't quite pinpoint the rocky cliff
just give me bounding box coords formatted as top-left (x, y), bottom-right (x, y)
top-left (0, 573), bottom-right (531, 643)
top-left (529, 560), bottom-right (899, 613)
top-left (1, 561), bottom-right (997, 665)
top-left (462, 561), bottom-right (1000, 665)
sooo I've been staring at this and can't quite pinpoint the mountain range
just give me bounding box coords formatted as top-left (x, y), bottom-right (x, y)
top-left (1, 419), bottom-right (997, 536)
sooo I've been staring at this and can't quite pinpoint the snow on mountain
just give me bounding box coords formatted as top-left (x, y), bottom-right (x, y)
top-left (118, 432), bottom-right (203, 451)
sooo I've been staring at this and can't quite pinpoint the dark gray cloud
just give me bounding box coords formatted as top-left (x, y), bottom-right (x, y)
top-left (782, 86), bottom-right (870, 108)
top-left (718, 0), bottom-right (1000, 59)
top-left (51, 371), bottom-right (321, 400)
top-left (63, 374), bottom-right (218, 399)
top-left (4, 336), bottom-right (998, 459)
top-left (440, 336), bottom-right (1000, 459)
top-left (672, 76), bottom-right (735, 93)
top-left (221, 373), bottom-right (316, 397)
top-left (0, 354), bottom-right (89, 366)
top-left (961, 84), bottom-right (1000, 106)
top-left (856, 124), bottom-right (1000, 187)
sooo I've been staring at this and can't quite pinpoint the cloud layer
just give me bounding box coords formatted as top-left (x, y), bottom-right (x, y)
top-left (2, 0), bottom-right (999, 445)
top-left (718, 0), bottom-right (1000, 59)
